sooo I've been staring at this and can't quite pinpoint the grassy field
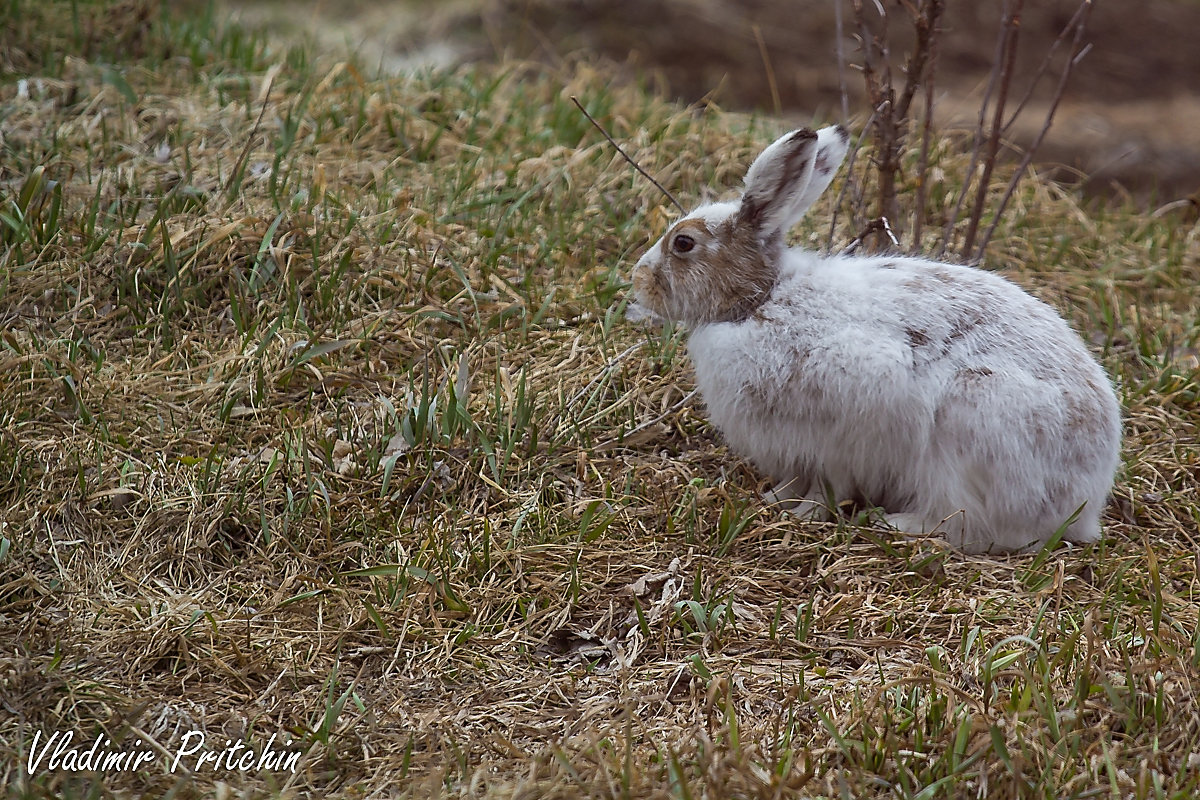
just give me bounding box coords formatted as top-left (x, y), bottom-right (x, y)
top-left (3, 2), bottom-right (1200, 798)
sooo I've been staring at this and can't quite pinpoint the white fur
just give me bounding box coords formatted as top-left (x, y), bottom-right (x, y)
top-left (629, 125), bottom-right (1122, 553)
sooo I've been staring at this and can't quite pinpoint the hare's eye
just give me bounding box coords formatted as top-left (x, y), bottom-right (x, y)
top-left (672, 234), bottom-right (695, 253)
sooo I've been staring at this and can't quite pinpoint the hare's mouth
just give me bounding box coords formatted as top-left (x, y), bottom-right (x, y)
top-left (624, 299), bottom-right (662, 324)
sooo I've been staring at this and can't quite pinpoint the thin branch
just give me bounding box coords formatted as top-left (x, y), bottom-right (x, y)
top-left (849, 0), bottom-right (879, 106)
top-left (975, 8), bottom-right (1093, 260)
top-left (1001, 0), bottom-right (1093, 134)
top-left (752, 25), bottom-right (782, 116)
top-left (840, 216), bottom-right (899, 255)
top-left (894, 0), bottom-right (944, 123)
top-left (936, 0), bottom-right (1018, 258)
top-left (571, 95), bottom-right (685, 214)
top-left (834, 0), bottom-right (850, 123)
top-left (827, 106), bottom-right (878, 250)
top-left (899, 0), bottom-right (942, 250)
top-left (961, 0), bottom-right (1025, 260)
top-left (851, 0), bottom-right (901, 229)
top-left (912, 20), bottom-right (939, 249)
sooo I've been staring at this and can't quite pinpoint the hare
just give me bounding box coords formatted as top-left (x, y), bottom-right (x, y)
top-left (627, 125), bottom-right (1121, 553)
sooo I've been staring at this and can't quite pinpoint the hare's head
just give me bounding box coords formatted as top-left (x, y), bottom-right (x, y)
top-left (628, 125), bottom-right (849, 325)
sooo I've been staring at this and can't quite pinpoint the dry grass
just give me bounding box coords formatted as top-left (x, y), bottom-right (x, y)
top-left (2, 3), bottom-right (1200, 798)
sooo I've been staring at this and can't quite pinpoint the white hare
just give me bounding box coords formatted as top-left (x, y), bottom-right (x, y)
top-left (628, 125), bottom-right (1121, 553)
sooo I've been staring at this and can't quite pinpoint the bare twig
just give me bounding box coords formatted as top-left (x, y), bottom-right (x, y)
top-left (975, 7), bottom-right (1094, 260)
top-left (936, 1), bottom-right (1018, 259)
top-left (894, 0), bottom-right (944, 124)
top-left (827, 106), bottom-right (878, 249)
top-left (840, 216), bottom-right (899, 255)
top-left (848, 0), bottom-right (943, 249)
top-left (851, 0), bottom-right (900, 227)
top-left (905, 0), bottom-right (942, 248)
top-left (752, 25), bottom-right (782, 116)
top-left (912, 33), bottom-right (938, 248)
top-left (570, 95), bottom-right (685, 214)
top-left (1001, 0), bottom-right (1093, 135)
top-left (834, 0), bottom-right (850, 123)
top-left (961, 0), bottom-right (1024, 260)
top-left (842, 0), bottom-right (1086, 262)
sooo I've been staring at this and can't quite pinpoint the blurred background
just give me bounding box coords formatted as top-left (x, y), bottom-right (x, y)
top-left (222, 0), bottom-right (1200, 206)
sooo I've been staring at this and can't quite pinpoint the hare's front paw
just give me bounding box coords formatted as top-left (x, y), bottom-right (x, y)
top-left (764, 481), bottom-right (831, 522)
top-left (789, 496), bottom-right (833, 522)
top-left (884, 512), bottom-right (934, 536)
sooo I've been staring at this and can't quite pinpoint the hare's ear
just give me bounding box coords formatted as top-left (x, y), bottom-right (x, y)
top-left (737, 125), bottom-right (850, 237)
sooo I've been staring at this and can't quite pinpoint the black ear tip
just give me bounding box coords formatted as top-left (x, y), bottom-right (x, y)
top-left (788, 128), bottom-right (818, 144)
top-left (834, 125), bottom-right (849, 142)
